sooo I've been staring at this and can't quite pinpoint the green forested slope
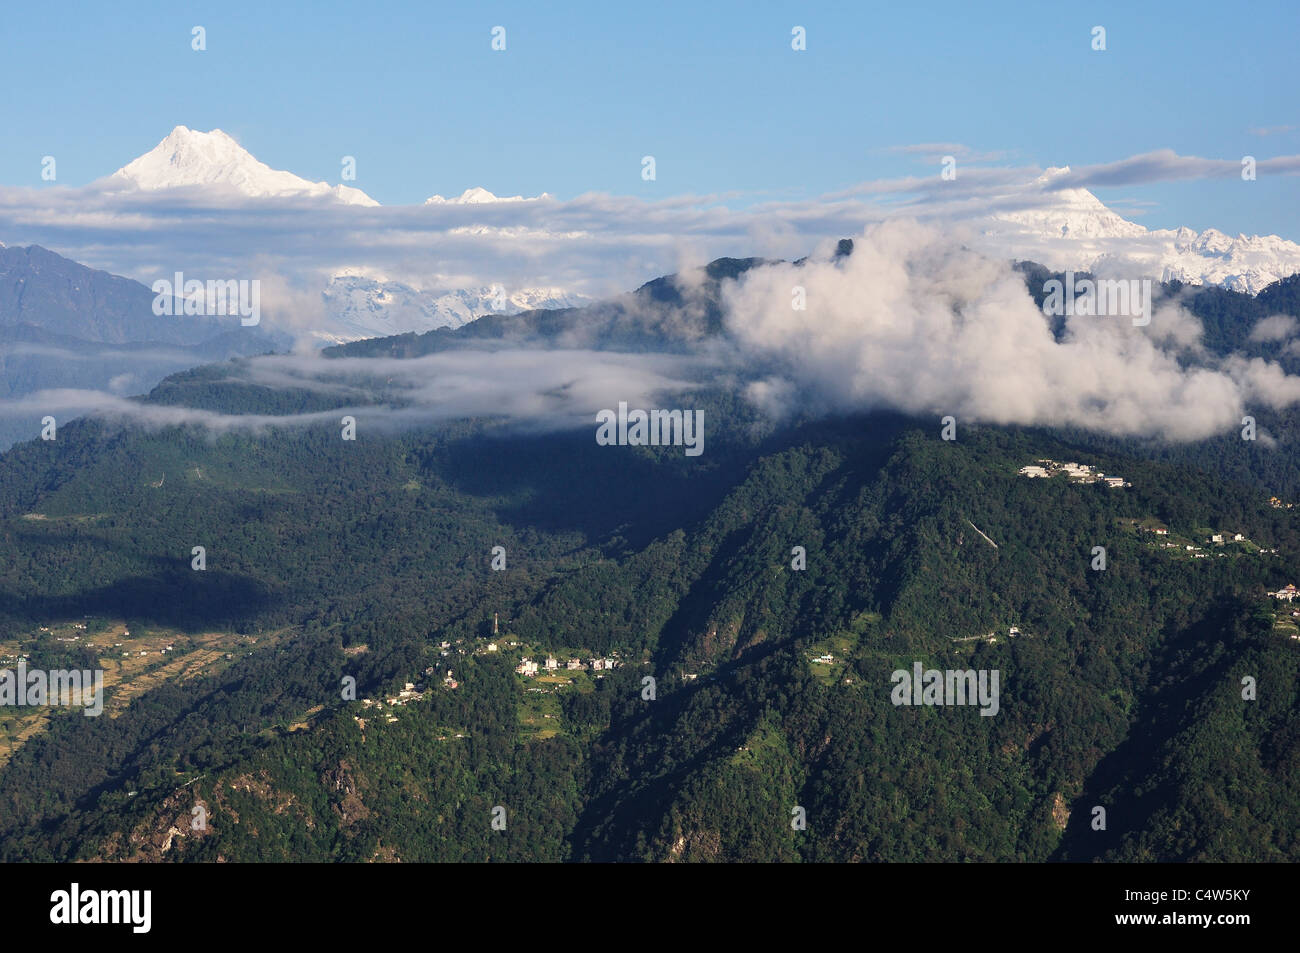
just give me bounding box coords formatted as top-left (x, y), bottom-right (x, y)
top-left (0, 401), bottom-right (1295, 862)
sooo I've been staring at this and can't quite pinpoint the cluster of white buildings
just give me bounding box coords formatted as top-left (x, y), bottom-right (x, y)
top-left (516, 655), bottom-right (620, 676)
top-left (1018, 460), bottom-right (1129, 487)
top-left (353, 680), bottom-right (440, 725)
top-left (1207, 533), bottom-right (1248, 545)
top-left (365, 682), bottom-right (427, 707)
top-left (1271, 584), bottom-right (1298, 602)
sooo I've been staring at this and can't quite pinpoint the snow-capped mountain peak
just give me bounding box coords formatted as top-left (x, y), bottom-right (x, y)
top-left (105, 126), bottom-right (378, 206)
top-left (993, 166), bottom-right (1147, 240)
top-left (424, 187), bottom-right (549, 205)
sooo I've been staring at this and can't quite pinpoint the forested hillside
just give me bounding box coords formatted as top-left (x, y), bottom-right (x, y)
top-left (0, 402), bottom-right (1295, 861)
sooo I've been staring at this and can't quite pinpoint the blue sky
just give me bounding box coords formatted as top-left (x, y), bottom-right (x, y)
top-left (1, 0), bottom-right (1297, 237)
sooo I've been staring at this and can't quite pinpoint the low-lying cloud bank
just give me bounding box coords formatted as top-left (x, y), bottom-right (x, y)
top-left (0, 349), bottom-right (712, 439)
top-left (2, 221), bottom-right (1298, 446)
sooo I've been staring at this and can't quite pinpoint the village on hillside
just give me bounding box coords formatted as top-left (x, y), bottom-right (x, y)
top-left (1269, 584), bottom-right (1300, 642)
top-left (514, 655), bottom-right (622, 676)
top-left (350, 612), bottom-right (633, 742)
top-left (1018, 459), bottom-right (1130, 487)
top-left (1123, 518), bottom-right (1281, 560)
top-left (475, 612), bottom-right (624, 678)
top-left (418, 613), bottom-right (626, 682)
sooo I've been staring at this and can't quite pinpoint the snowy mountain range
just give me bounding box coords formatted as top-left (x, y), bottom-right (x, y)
top-left (319, 275), bottom-right (586, 344)
top-left (51, 129), bottom-right (1300, 337)
top-left (981, 167), bottom-right (1300, 294)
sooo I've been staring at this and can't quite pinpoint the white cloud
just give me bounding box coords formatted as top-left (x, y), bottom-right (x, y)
top-left (1249, 314), bottom-right (1299, 343)
top-left (720, 220), bottom-right (1300, 442)
top-left (1043, 149), bottom-right (1300, 189)
top-left (0, 349), bottom-right (710, 438)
